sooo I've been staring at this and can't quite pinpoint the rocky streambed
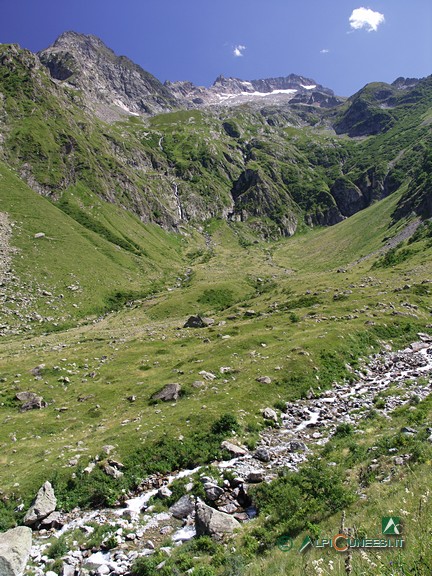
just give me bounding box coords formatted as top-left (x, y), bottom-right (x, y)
top-left (10, 335), bottom-right (432, 576)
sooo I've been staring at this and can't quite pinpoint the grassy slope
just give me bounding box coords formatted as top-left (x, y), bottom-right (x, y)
top-left (0, 161), bottom-right (186, 327)
top-left (1, 179), bottom-right (431, 504)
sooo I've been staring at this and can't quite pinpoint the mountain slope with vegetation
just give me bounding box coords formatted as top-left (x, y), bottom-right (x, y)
top-left (0, 32), bottom-right (431, 576)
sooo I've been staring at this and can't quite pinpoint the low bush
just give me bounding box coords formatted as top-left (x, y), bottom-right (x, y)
top-left (251, 459), bottom-right (355, 545)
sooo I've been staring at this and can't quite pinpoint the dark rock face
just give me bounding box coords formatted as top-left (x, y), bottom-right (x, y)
top-left (168, 73), bottom-right (339, 109)
top-left (230, 169), bottom-right (298, 236)
top-left (39, 31), bottom-right (177, 120)
top-left (330, 177), bottom-right (366, 217)
top-left (391, 77), bottom-right (421, 90)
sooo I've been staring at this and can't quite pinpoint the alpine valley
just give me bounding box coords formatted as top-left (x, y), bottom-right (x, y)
top-left (0, 32), bottom-right (431, 576)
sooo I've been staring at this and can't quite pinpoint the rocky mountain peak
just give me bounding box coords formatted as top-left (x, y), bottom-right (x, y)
top-left (39, 32), bottom-right (176, 121)
top-left (391, 76), bottom-right (421, 90)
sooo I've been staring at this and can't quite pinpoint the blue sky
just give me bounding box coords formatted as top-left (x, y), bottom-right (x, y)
top-left (1, 0), bottom-right (431, 96)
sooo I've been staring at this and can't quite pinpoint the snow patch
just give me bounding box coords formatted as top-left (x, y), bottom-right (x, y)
top-left (300, 84), bottom-right (316, 90)
top-left (113, 99), bottom-right (140, 116)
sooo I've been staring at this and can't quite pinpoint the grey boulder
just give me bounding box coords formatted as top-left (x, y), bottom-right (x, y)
top-left (254, 447), bottom-right (271, 462)
top-left (220, 441), bottom-right (248, 456)
top-left (23, 481), bottom-right (57, 526)
top-left (15, 392), bottom-right (47, 412)
top-left (184, 316), bottom-right (214, 328)
top-left (151, 383), bottom-right (181, 402)
top-left (262, 407), bottom-right (278, 422)
top-left (0, 526), bottom-right (32, 576)
top-left (169, 495), bottom-right (195, 519)
top-left (195, 500), bottom-right (240, 540)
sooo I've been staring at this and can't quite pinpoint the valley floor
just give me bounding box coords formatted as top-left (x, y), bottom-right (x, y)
top-left (1, 189), bottom-right (431, 576)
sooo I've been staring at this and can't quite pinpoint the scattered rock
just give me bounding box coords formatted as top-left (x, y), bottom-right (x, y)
top-left (192, 380), bottom-right (205, 388)
top-left (256, 376), bottom-right (272, 384)
top-left (204, 483), bottom-right (224, 501)
top-left (246, 470), bottom-right (265, 483)
top-left (254, 447), bottom-right (271, 462)
top-left (0, 527), bottom-right (32, 576)
top-left (198, 370), bottom-right (216, 381)
top-left (33, 233), bottom-right (45, 239)
top-left (102, 463), bottom-right (124, 479)
top-left (244, 310), bottom-right (256, 317)
top-left (401, 427), bottom-right (418, 436)
top-left (151, 383), bottom-right (181, 402)
top-left (195, 500), bottom-right (240, 540)
top-left (288, 441), bottom-right (307, 452)
top-left (262, 407), bottom-right (278, 422)
top-left (30, 364), bottom-right (45, 378)
top-left (62, 564), bottom-right (75, 576)
top-left (40, 511), bottom-right (63, 529)
top-left (24, 481), bottom-right (57, 527)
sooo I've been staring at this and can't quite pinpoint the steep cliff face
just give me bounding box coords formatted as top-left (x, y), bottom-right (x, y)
top-left (39, 32), bottom-right (177, 121)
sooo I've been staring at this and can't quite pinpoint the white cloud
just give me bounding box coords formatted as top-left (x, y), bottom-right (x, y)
top-left (320, 48), bottom-right (330, 54)
top-left (349, 7), bottom-right (385, 32)
top-left (233, 44), bottom-right (246, 57)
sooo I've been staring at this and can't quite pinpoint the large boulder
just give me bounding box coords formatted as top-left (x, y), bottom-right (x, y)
top-left (151, 383), bottom-right (181, 402)
top-left (195, 500), bottom-right (240, 540)
top-left (183, 316), bottom-right (214, 328)
top-left (169, 495), bottom-right (195, 519)
top-left (23, 481), bottom-right (57, 527)
top-left (0, 526), bottom-right (32, 576)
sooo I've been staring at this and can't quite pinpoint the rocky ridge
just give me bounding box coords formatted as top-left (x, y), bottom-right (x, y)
top-left (24, 337), bottom-right (432, 576)
top-left (38, 32), bottom-right (177, 122)
top-left (166, 73), bottom-right (342, 110)
top-left (38, 33), bottom-right (341, 120)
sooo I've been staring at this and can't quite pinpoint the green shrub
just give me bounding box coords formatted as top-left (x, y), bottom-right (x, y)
top-left (373, 246), bottom-right (413, 268)
top-left (130, 557), bottom-right (159, 576)
top-left (333, 423), bottom-right (354, 437)
top-left (0, 500), bottom-right (18, 531)
top-left (194, 566), bottom-right (217, 576)
top-left (47, 535), bottom-right (68, 559)
top-left (211, 413), bottom-right (240, 436)
top-left (188, 535), bottom-right (220, 555)
top-left (86, 523), bottom-right (119, 549)
top-left (251, 459), bottom-right (355, 542)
